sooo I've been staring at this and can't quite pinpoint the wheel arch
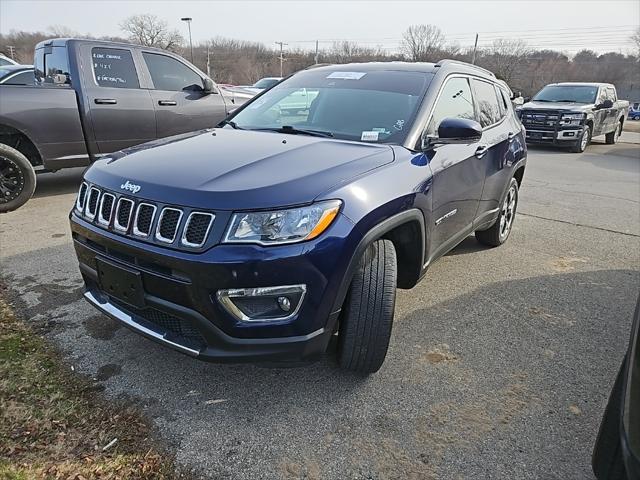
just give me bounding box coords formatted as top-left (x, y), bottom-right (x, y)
top-left (331, 209), bottom-right (426, 313)
top-left (0, 124), bottom-right (43, 168)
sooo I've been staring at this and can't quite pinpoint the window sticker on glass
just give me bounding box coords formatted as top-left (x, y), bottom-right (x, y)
top-left (361, 131), bottom-right (379, 141)
top-left (326, 72), bottom-right (366, 80)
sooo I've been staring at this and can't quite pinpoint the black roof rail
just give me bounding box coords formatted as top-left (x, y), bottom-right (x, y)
top-left (304, 63), bottom-right (333, 70)
top-left (435, 59), bottom-right (495, 77)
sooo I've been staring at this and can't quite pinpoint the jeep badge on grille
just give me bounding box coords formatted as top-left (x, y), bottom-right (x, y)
top-left (120, 180), bottom-right (141, 194)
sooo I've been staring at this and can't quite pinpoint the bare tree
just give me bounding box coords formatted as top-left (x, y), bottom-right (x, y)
top-left (481, 38), bottom-right (531, 84)
top-left (120, 14), bottom-right (183, 51)
top-left (48, 25), bottom-right (80, 38)
top-left (401, 24), bottom-right (445, 62)
top-left (632, 27), bottom-right (640, 58)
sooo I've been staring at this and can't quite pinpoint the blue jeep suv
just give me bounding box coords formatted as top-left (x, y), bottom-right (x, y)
top-left (70, 60), bottom-right (526, 373)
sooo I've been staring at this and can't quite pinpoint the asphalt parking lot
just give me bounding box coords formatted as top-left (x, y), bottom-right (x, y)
top-left (1, 136), bottom-right (639, 479)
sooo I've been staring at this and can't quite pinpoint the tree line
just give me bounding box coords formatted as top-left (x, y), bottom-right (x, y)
top-left (1, 16), bottom-right (638, 98)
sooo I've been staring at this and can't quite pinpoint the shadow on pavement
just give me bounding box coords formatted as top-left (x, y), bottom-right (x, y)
top-left (33, 167), bottom-right (86, 199)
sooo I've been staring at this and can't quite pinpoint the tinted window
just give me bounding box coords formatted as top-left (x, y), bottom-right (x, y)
top-left (143, 53), bottom-right (202, 91)
top-left (4, 70), bottom-right (34, 85)
top-left (92, 48), bottom-right (139, 89)
top-left (605, 87), bottom-right (616, 102)
top-left (495, 85), bottom-right (509, 117)
top-left (0, 57), bottom-right (14, 66)
top-left (232, 69), bottom-right (431, 144)
top-left (35, 47), bottom-right (70, 85)
top-left (426, 77), bottom-right (475, 136)
top-left (533, 85), bottom-right (598, 104)
top-left (473, 79), bottom-right (502, 127)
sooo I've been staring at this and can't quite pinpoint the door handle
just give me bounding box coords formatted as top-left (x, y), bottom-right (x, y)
top-left (94, 98), bottom-right (117, 105)
top-left (475, 145), bottom-right (489, 158)
top-left (158, 100), bottom-right (177, 106)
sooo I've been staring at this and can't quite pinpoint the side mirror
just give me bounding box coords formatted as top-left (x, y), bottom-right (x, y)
top-left (598, 99), bottom-right (613, 109)
top-left (423, 118), bottom-right (483, 149)
top-left (523, 96), bottom-right (531, 103)
top-left (203, 77), bottom-right (217, 94)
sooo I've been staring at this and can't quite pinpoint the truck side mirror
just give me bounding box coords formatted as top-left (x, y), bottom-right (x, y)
top-left (203, 78), bottom-right (218, 94)
top-left (598, 99), bottom-right (613, 109)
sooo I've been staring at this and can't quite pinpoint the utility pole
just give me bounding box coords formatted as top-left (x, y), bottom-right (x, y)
top-left (275, 41), bottom-right (287, 77)
top-left (471, 33), bottom-right (479, 65)
top-left (314, 40), bottom-right (319, 64)
top-left (7, 45), bottom-right (16, 60)
top-left (181, 17), bottom-right (194, 63)
top-left (206, 42), bottom-right (211, 78)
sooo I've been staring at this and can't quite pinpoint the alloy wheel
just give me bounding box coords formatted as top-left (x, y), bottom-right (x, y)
top-left (0, 155), bottom-right (25, 204)
top-left (499, 185), bottom-right (517, 241)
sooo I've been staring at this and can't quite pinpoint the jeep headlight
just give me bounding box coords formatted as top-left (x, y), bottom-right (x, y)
top-left (223, 200), bottom-right (341, 245)
top-left (561, 113), bottom-right (585, 125)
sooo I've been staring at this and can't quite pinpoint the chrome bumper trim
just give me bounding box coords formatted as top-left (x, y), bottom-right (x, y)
top-left (84, 290), bottom-right (200, 356)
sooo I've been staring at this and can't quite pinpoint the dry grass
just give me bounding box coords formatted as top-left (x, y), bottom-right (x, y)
top-left (0, 285), bottom-right (187, 479)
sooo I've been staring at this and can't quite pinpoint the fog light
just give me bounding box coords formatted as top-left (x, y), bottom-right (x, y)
top-left (216, 285), bottom-right (306, 322)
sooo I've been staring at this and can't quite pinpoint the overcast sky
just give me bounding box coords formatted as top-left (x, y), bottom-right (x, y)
top-left (1, 0), bottom-right (638, 54)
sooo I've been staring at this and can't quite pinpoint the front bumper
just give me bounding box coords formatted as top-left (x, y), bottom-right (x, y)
top-left (71, 211), bottom-right (357, 363)
top-left (525, 126), bottom-right (584, 146)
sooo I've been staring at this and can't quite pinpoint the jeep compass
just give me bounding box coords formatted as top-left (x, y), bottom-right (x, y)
top-left (70, 60), bottom-right (527, 373)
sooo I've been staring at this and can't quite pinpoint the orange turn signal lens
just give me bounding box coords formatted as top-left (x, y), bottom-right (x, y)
top-left (306, 204), bottom-right (340, 240)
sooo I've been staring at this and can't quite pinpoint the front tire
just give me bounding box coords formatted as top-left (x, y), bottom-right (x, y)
top-left (0, 143), bottom-right (36, 213)
top-left (570, 125), bottom-right (591, 153)
top-left (605, 120), bottom-right (622, 145)
top-left (476, 178), bottom-right (519, 247)
top-left (337, 239), bottom-right (397, 374)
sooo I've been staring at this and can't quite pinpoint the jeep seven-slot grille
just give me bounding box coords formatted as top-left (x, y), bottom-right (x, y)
top-left (74, 184), bottom-right (215, 250)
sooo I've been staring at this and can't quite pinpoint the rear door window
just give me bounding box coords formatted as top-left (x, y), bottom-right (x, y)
top-left (426, 76), bottom-right (475, 136)
top-left (472, 79), bottom-right (502, 128)
top-left (92, 48), bottom-right (139, 89)
top-left (142, 52), bottom-right (203, 91)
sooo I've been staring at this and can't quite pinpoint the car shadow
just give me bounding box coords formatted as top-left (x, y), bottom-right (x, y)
top-left (33, 167), bottom-right (86, 199)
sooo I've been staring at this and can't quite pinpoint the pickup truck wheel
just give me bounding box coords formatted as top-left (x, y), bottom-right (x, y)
top-left (475, 178), bottom-right (519, 247)
top-left (605, 121), bottom-right (622, 145)
top-left (337, 239), bottom-right (397, 374)
top-left (570, 125), bottom-right (591, 153)
top-left (0, 143), bottom-right (36, 213)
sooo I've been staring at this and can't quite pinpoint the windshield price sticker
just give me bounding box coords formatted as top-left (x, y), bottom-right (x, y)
top-left (361, 131), bottom-right (379, 141)
top-left (327, 72), bottom-right (367, 80)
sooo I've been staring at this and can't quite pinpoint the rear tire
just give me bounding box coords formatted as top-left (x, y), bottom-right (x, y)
top-left (570, 125), bottom-right (591, 153)
top-left (0, 143), bottom-right (36, 213)
top-left (605, 120), bottom-right (622, 145)
top-left (337, 239), bottom-right (397, 374)
top-left (476, 178), bottom-right (519, 247)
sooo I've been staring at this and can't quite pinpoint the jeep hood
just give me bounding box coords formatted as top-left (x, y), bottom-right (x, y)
top-left (84, 128), bottom-right (394, 210)
top-left (521, 101), bottom-right (594, 111)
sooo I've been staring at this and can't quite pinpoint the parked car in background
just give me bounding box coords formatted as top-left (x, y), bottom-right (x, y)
top-left (242, 76), bottom-right (282, 94)
top-left (70, 60), bottom-right (526, 374)
top-left (0, 53), bottom-right (18, 66)
top-left (593, 295), bottom-right (640, 480)
top-left (0, 38), bottom-right (246, 213)
top-left (519, 82), bottom-right (629, 152)
top-left (629, 102), bottom-right (640, 120)
top-left (0, 65), bottom-right (33, 85)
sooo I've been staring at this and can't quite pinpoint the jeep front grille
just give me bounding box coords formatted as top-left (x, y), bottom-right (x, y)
top-left (74, 184), bottom-right (215, 250)
top-left (98, 193), bottom-right (115, 226)
top-left (85, 187), bottom-right (100, 220)
top-left (182, 212), bottom-right (215, 248)
top-left (133, 203), bottom-right (156, 237)
top-left (156, 208), bottom-right (183, 243)
top-left (114, 198), bottom-right (134, 232)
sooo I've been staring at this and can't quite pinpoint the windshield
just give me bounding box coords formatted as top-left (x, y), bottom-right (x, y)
top-left (232, 69), bottom-right (432, 144)
top-left (253, 78), bottom-right (280, 89)
top-left (532, 85), bottom-right (598, 104)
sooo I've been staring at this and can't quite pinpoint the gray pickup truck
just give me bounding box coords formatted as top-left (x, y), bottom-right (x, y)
top-left (518, 82), bottom-right (629, 153)
top-left (0, 38), bottom-right (243, 212)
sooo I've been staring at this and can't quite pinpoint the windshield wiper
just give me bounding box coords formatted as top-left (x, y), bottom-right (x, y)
top-left (218, 119), bottom-right (242, 129)
top-left (251, 125), bottom-right (334, 138)
top-left (532, 99), bottom-right (551, 102)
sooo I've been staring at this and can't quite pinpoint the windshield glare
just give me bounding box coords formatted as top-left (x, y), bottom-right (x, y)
top-left (232, 69), bottom-right (432, 144)
top-left (533, 85), bottom-right (598, 103)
